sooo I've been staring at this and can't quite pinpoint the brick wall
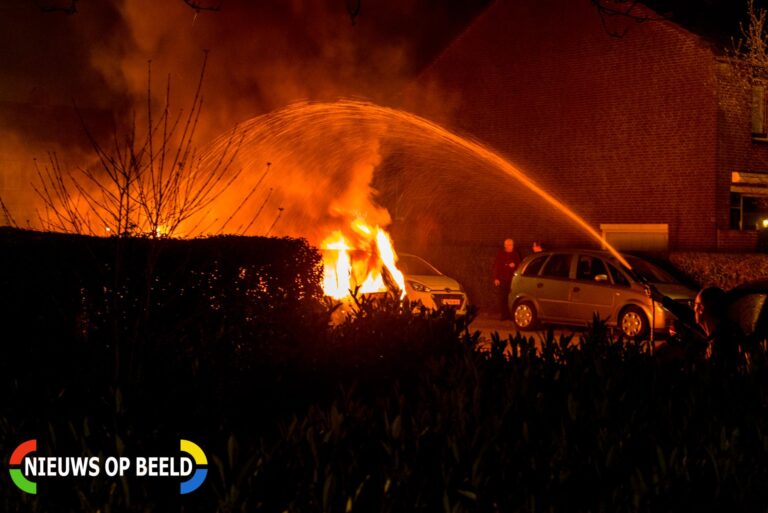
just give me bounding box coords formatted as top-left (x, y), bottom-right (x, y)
top-left (716, 229), bottom-right (759, 252)
top-left (715, 61), bottom-right (768, 250)
top-left (402, 0), bottom-right (722, 251)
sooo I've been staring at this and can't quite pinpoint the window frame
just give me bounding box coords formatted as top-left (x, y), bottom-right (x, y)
top-left (539, 253), bottom-right (574, 280)
top-left (522, 254), bottom-right (549, 277)
top-left (575, 254), bottom-right (610, 283)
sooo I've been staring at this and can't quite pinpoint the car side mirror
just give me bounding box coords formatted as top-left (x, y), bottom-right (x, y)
top-left (594, 274), bottom-right (608, 283)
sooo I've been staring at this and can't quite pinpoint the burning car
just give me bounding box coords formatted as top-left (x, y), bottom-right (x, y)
top-left (319, 220), bottom-right (467, 315)
top-left (320, 220), bottom-right (405, 300)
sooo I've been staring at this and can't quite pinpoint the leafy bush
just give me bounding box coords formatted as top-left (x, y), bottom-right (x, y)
top-left (237, 329), bottom-right (768, 513)
top-left (4, 305), bottom-right (768, 513)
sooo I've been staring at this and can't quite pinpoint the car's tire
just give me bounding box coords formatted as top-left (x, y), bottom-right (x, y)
top-left (618, 305), bottom-right (649, 339)
top-left (513, 300), bottom-right (538, 331)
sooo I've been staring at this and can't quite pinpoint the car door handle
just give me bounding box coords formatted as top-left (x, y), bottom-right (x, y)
top-left (536, 282), bottom-right (543, 288)
top-left (573, 287), bottom-right (580, 292)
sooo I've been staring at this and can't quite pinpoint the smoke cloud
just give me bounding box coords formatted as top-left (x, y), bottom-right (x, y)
top-left (0, 0), bottom-right (486, 229)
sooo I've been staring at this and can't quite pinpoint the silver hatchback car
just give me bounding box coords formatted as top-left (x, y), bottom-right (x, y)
top-left (508, 250), bottom-right (696, 338)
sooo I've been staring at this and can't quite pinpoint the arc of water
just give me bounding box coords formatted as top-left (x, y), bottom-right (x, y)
top-left (350, 101), bottom-right (632, 270)
top-left (201, 100), bottom-right (631, 270)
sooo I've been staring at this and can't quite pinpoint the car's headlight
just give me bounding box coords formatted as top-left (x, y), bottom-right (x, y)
top-left (408, 280), bottom-right (431, 292)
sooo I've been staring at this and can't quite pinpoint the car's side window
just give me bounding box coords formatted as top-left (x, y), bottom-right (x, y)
top-left (576, 255), bottom-right (608, 281)
top-left (541, 254), bottom-right (572, 279)
top-left (522, 255), bottom-right (548, 277)
top-left (592, 258), bottom-right (608, 280)
top-left (607, 263), bottom-right (630, 287)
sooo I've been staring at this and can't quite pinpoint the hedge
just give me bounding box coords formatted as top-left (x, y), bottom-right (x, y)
top-left (669, 252), bottom-right (768, 290)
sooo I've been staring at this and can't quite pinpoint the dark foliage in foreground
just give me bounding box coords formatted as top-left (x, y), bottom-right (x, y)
top-left (2, 229), bottom-right (768, 512)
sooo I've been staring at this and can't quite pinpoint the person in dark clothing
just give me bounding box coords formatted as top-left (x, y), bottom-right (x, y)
top-left (649, 285), bottom-right (744, 370)
top-left (493, 238), bottom-right (522, 320)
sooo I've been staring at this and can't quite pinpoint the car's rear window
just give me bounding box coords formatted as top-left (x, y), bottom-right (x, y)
top-left (523, 255), bottom-right (548, 276)
top-left (541, 254), bottom-right (572, 278)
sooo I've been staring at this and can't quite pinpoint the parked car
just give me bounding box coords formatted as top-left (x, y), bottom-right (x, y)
top-left (398, 253), bottom-right (469, 315)
top-left (508, 250), bottom-right (696, 338)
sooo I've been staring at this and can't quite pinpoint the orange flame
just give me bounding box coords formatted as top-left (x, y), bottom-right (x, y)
top-left (374, 227), bottom-right (406, 296)
top-left (321, 231), bottom-right (353, 299)
top-left (321, 219), bottom-right (405, 300)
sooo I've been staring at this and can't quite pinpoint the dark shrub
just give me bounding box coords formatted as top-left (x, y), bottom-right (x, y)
top-left (0, 228), bottom-right (324, 416)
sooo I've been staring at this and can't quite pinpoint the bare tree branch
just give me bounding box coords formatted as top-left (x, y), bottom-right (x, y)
top-left (182, 0), bottom-right (223, 13)
top-left (266, 207), bottom-right (284, 236)
top-left (0, 195), bottom-right (18, 228)
top-left (727, 0), bottom-right (768, 83)
top-left (34, 0), bottom-right (78, 14)
top-left (591, 0), bottom-right (669, 38)
top-left (217, 161), bottom-right (270, 233)
top-left (33, 54), bottom-right (248, 239)
top-left (240, 187), bottom-right (273, 234)
top-left (346, 0), bottom-right (361, 25)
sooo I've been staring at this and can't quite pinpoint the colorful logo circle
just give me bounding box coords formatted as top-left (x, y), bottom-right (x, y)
top-left (179, 439), bottom-right (208, 495)
top-left (9, 439), bottom-right (37, 494)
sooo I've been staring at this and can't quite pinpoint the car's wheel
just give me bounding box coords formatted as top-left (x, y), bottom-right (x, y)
top-left (513, 300), bottom-right (538, 331)
top-left (618, 306), bottom-right (648, 339)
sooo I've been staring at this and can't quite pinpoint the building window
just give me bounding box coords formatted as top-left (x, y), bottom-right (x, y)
top-left (730, 192), bottom-right (742, 230)
top-left (730, 193), bottom-right (768, 230)
top-left (731, 172), bottom-right (768, 230)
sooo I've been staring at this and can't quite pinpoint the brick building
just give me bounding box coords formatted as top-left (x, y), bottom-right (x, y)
top-left (393, 0), bottom-right (768, 253)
